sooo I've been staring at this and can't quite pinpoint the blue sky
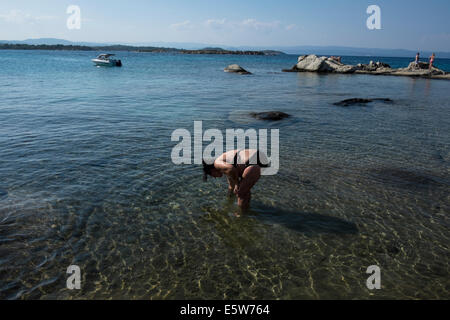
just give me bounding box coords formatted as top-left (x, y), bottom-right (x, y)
top-left (1, 0), bottom-right (450, 50)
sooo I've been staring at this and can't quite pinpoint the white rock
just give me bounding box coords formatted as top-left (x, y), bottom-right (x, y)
top-left (295, 55), bottom-right (356, 73)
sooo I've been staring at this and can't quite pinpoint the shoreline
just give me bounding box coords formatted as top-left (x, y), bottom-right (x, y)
top-left (0, 43), bottom-right (284, 56)
top-left (355, 69), bottom-right (450, 80)
top-left (283, 68), bottom-right (450, 80)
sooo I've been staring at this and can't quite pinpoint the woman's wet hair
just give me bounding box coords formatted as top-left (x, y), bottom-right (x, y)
top-left (202, 160), bottom-right (215, 182)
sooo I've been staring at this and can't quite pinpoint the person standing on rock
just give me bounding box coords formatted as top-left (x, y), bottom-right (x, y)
top-left (202, 149), bottom-right (269, 214)
top-left (429, 53), bottom-right (435, 70)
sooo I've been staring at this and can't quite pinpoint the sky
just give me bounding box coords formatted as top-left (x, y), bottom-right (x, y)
top-left (1, 0), bottom-right (450, 51)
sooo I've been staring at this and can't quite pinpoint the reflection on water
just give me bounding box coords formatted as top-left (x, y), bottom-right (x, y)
top-left (0, 51), bottom-right (449, 299)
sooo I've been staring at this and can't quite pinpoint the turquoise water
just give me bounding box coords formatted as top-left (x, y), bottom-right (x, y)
top-left (0, 50), bottom-right (449, 299)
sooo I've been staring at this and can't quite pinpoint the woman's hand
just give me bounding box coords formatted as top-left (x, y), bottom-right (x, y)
top-left (233, 185), bottom-right (239, 195)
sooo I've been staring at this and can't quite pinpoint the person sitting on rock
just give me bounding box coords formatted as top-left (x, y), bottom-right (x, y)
top-left (330, 56), bottom-right (342, 63)
top-left (202, 149), bottom-right (269, 214)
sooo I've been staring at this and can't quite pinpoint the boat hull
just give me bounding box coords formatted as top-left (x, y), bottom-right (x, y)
top-left (92, 59), bottom-right (121, 67)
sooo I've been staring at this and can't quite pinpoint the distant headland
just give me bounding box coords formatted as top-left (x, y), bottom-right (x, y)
top-left (0, 43), bottom-right (284, 56)
top-left (1, 38), bottom-right (450, 58)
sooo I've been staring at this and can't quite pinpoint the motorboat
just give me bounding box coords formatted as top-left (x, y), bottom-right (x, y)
top-left (91, 54), bottom-right (122, 67)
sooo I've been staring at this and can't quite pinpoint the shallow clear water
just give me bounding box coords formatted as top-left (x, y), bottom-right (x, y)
top-left (0, 50), bottom-right (449, 299)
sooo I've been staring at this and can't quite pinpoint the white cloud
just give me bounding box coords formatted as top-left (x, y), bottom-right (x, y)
top-left (0, 10), bottom-right (56, 24)
top-left (285, 24), bottom-right (297, 31)
top-left (205, 18), bottom-right (227, 29)
top-left (169, 20), bottom-right (193, 31)
top-left (239, 19), bottom-right (280, 31)
top-left (203, 18), bottom-right (284, 33)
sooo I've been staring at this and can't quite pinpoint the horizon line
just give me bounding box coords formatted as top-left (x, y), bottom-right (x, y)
top-left (1, 37), bottom-right (450, 54)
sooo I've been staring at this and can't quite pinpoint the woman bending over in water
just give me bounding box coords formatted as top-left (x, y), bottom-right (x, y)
top-left (202, 149), bottom-right (269, 212)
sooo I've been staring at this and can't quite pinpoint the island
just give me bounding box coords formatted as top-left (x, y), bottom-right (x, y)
top-left (0, 43), bottom-right (284, 56)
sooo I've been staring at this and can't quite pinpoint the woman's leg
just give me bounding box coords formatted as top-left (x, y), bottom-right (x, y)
top-left (237, 192), bottom-right (251, 212)
top-left (237, 165), bottom-right (261, 211)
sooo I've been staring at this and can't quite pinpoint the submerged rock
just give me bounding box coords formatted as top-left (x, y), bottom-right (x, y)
top-left (383, 169), bottom-right (438, 185)
top-left (387, 245), bottom-right (401, 256)
top-left (250, 111), bottom-right (291, 121)
top-left (334, 98), bottom-right (393, 106)
top-left (371, 168), bottom-right (441, 187)
top-left (224, 64), bottom-right (252, 75)
top-left (0, 189), bottom-right (7, 198)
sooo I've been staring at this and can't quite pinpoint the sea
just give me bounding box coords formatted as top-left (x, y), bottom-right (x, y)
top-left (0, 50), bottom-right (449, 299)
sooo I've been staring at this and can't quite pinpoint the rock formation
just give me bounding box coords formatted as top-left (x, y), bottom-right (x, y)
top-left (250, 111), bottom-right (291, 121)
top-left (334, 98), bottom-right (393, 107)
top-left (285, 54), bottom-right (357, 73)
top-left (283, 54), bottom-right (450, 80)
top-left (224, 64), bottom-right (252, 75)
top-left (399, 62), bottom-right (446, 76)
top-left (356, 61), bottom-right (391, 72)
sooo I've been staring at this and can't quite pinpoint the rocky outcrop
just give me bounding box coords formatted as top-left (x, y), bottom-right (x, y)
top-left (355, 61), bottom-right (447, 77)
top-left (334, 98), bottom-right (393, 107)
top-left (284, 55), bottom-right (357, 73)
top-left (356, 61), bottom-right (391, 72)
top-left (250, 111), bottom-right (291, 121)
top-left (406, 61), bottom-right (430, 70)
top-left (224, 64), bottom-right (252, 75)
top-left (399, 62), bottom-right (446, 76)
top-left (283, 54), bottom-right (450, 80)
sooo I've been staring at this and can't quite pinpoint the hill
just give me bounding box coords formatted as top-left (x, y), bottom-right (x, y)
top-left (0, 43), bottom-right (283, 56)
